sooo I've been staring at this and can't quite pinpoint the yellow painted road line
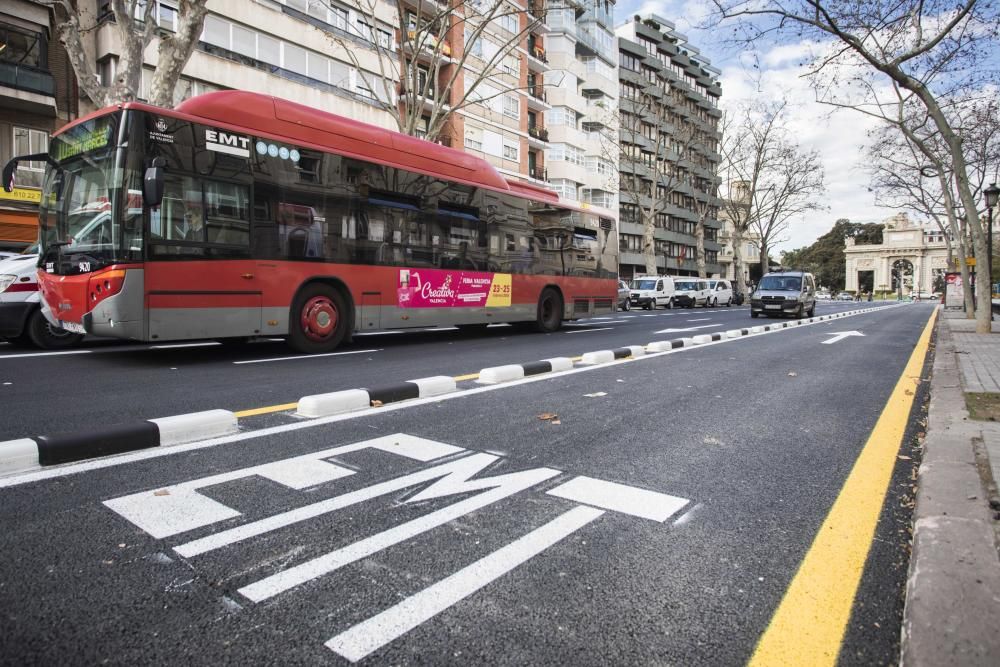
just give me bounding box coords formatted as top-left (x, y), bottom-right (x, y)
top-left (237, 355), bottom-right (589, 417)
top-left (235, 403), bottom-right (299, 418)
top-left (748, 308), bottom-right (937, 667)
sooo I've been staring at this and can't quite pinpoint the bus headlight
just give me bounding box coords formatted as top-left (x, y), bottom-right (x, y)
top-left (87, 269), bottom-right (126, 308)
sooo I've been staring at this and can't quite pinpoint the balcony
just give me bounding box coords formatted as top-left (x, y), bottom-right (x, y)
top-left (526, 46), bottom-right (549, 72)
top-left (527, 166), bottom-right (548, 184)
top-left (0, 62), bottom-right (55, 98)
top-left (527, 86), bottom-right (550, 111)
top-left (528, 125), bottom-right (549, 141)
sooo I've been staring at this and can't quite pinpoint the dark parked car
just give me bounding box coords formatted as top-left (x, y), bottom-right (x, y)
top-left (617, 280), bottom-right (631, 311)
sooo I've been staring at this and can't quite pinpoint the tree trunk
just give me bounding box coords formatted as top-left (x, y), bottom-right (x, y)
top-left (642, 212), bottom-right (657, 275)
top-left (149, 2), bottom-right (209, 108)
top-left (759, 243), bottom-right (769, 277)
top-left (695, 220), bottom-right (706, 278)
top-left (956, 241), bottom-right (974, 320)
top-left (733, 226), bottom-right (748, 297)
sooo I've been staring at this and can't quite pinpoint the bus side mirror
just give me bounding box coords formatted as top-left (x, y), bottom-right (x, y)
top-left (2, 159), bottom-right (15, 193)
top-left (143, 157), bottom-right (166, 207)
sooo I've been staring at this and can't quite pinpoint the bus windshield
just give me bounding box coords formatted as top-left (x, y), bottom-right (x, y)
top-left (38, 112), bottom-right (128, 274)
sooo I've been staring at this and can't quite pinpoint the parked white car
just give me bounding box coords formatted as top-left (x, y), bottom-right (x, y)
top-left (0, 249), bottom-right (84, 349)
top-left (706, 279), bottom-right (734, 307)
top-left (629, 275), bottom-right (676, 310)
top-left (672, 278), bottom-right (712, 307)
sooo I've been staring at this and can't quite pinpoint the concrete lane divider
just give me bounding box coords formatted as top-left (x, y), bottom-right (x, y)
top-left (0, 409), bottom-right (239, 475)
top-left (477, 357), bottom-right (574, 384)
top-left (297, 376), bottom-right (457, 417)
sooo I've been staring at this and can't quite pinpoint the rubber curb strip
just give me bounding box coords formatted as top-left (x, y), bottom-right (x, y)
top-left (0, 409), bottom-right (237, 474)
top-left (297, 375), bottom-right (457, 417)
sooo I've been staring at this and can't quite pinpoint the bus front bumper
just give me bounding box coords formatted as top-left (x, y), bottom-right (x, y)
top-left (82, 269), bottom-right (145, 340)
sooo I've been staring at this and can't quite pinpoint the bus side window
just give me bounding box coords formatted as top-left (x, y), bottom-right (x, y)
top-left (204, 180), bottom-right (250, 247)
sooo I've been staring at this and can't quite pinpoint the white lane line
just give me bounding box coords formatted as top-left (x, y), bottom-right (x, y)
top-left (564, 319), bottom-right (628, 326)
top-left (0, 304), bottom-right (910, 489)
top-left (686, 318), bottom-right (711, 322)
top-left (590, 317), bottom-right (614, 320)
top-left (151, 342), bottom-right (222, 349)
top-left (0, 350), bottom-right (92, 359)
top-left (565, 327), bottom-right (614, 334)
top-left (325, 505), bottom-right (604, 662)
top-left (233, 349), bottom-right (380, 365)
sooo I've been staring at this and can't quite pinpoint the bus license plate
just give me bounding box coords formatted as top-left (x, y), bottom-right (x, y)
top-left (59, 320), bottom-right (86, 334)
top-left (765, 304), bottom-right (782, 310)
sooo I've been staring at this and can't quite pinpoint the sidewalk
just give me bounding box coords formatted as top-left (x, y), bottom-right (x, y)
top-left (900, 308), bottom-right (1000, 666)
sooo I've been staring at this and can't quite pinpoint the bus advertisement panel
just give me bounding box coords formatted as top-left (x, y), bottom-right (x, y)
top-left (7, 91), bottom-right (617, 353)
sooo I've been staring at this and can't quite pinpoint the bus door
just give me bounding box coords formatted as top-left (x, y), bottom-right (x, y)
top-left (146, 177), bottom-right (261, 341)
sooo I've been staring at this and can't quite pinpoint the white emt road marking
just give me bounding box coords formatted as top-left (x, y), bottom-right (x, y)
top-left (103, 433), bottom-right (690, 661)
top-left (822, 331), bottom-right (865, 345)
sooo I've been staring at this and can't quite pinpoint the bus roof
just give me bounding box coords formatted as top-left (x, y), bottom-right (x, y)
top-left (57, 92), bottom-right (570, 209)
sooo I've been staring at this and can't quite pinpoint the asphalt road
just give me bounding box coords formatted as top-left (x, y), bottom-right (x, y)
top-left (0, 302), bottom-right (935, 665)
top-left (2, 300), bottom-right (897, 440)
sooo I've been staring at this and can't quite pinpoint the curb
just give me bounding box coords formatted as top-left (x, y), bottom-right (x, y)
top-left (0, 409), bottom-right (237, 475)
top-left (476, 357), bottom-right (573, 384)
top-left (900, 311), bottom-right (1000, 666)
top-left (297, 376), bottom-right (457, 417)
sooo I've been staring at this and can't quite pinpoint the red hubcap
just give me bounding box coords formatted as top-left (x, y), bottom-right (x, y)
top-left (301, 296), bottom-right (338, 342)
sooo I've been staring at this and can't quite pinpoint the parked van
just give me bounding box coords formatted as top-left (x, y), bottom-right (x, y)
top-left (706, 279), bottom-right (734, 307)
top-left (0, 248), bottom-right (84, 349)
top-left (672, 278), bottom-right (712, 308)
top-left (629, 275), bottom-right (676, 310)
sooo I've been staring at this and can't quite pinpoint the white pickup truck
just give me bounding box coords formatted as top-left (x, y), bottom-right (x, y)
top-left (0, 249), bottom-right (84, 349)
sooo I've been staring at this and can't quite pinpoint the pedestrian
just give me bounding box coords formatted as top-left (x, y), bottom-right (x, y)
top-left (855, 291), bottom-right (861, 302)
top-left (867, 291), bottom-right (873, 302)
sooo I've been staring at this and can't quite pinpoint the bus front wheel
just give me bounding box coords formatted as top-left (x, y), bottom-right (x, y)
top-left (535, 287), bottom-right (563, 333)
top-left (288, 284), bottom-right (349, 354)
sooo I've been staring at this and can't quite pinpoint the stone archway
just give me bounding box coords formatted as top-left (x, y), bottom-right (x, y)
top-left (892, 258), bottom-right (914, 295)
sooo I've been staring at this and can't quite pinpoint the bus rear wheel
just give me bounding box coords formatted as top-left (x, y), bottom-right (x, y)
top-left (534, 287), bottom-right (563, 333)
top-left (288, 284), bottom-right (349, 354)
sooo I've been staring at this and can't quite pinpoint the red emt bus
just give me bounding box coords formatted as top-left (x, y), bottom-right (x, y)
top-left (2, 91), bottom-right (617, 353)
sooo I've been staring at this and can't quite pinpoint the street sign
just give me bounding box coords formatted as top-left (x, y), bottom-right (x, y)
top-left (822, 331), bottom-right (865, 345)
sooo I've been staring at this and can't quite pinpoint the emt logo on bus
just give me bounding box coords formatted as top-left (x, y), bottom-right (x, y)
top-left (205, 129), bottom-right (251, 158)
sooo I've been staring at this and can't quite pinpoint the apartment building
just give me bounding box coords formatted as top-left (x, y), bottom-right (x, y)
top-left (0, 0), bottom-right (78, 250)
top-left (455, 0), bottom-right (550, 186)
top-left (614, 14), bottom-right (723, 279)
top-left (543, 0), bottom-right (618, 222)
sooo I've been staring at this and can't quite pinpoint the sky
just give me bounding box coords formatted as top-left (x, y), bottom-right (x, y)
top-left (617, 0), bottom-right (894, 255)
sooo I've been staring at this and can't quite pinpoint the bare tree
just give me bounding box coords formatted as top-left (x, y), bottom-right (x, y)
top-left (718, 101), bottom-right (825, 291)
top-left (334, 0), bottom-right (551, 141)
top-left (39, 0), bottom-right (208, 108)
top-left (710, 0), bottom-right (1000, 331)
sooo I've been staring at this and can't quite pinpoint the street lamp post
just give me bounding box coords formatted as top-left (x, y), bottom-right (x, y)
top-left (985, 183), bottom-right (1000, 307)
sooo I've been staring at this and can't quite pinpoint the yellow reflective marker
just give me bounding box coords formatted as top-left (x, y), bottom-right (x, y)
top-left (235, 403), bottom-right (298, 418)
top-left (748, 308), bottom-right (937, 666)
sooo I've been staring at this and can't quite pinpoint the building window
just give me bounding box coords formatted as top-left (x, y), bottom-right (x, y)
top-left (619, 52), bottom-right (639, 72)
top-left (503, 142), bottom-right (519, 161)
top-left (0, 22), bottom-right (45, 69)
top-left (12, 127), bottom-right (49, 188)
top-left (500, 12), bottom-right (518, 34)
top-left (502, 94), bottom-right (520, 119)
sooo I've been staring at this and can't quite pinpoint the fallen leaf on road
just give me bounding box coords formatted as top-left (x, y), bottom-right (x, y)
top-left (153, 489), bottom-right (170, 496)
top-left (537, 413), bottom-right (558, 421)
top-left (788, 372), bottom-right (798, 377)
top-left (898, 455), bottom-right (911, 460)
top-left (551, 419), bottom-right (562, 425)
top-left (583, 392), bottom-right (607, 398)
top-left (371, 400), bottom-right (384, 407)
